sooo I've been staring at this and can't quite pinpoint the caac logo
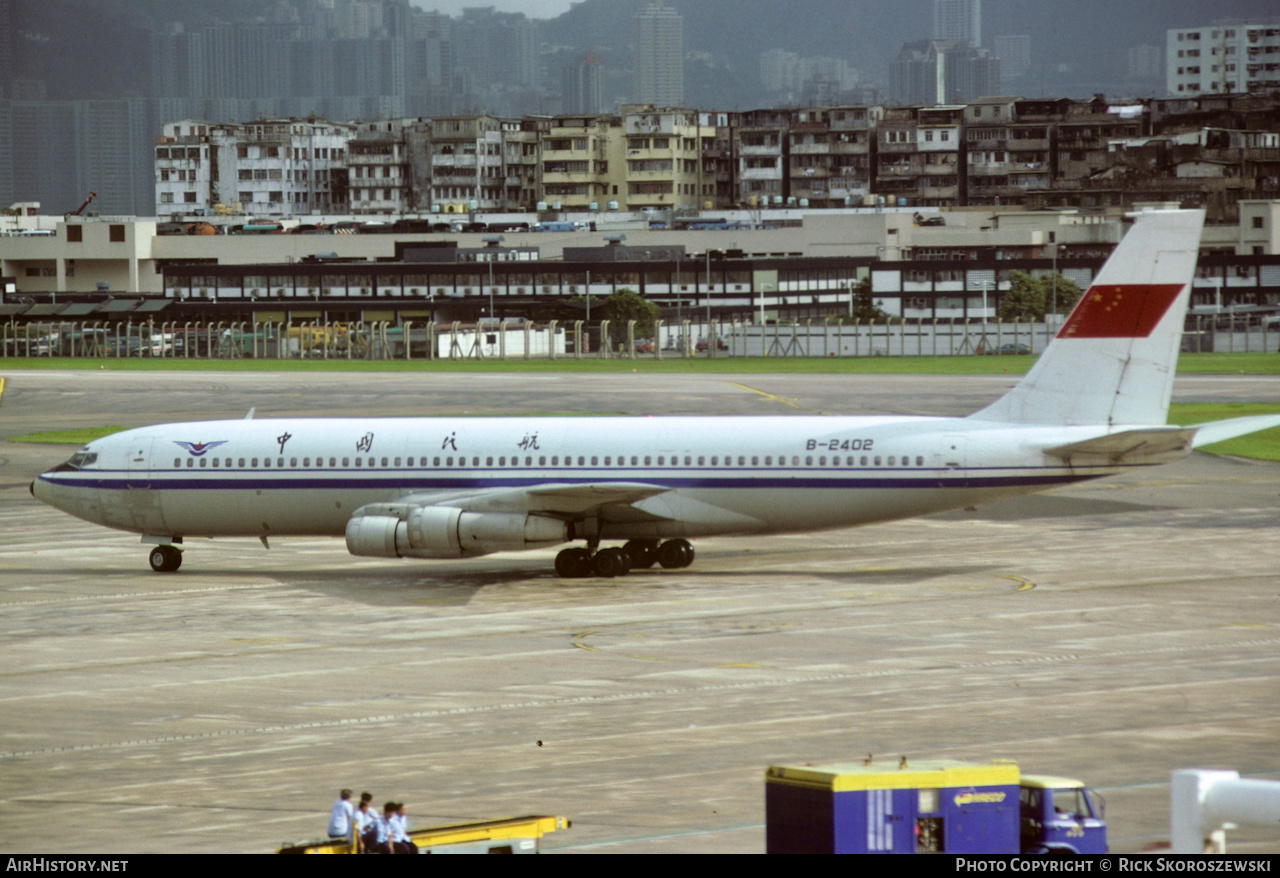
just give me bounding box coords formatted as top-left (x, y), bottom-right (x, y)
top-left (173, 440), bottom-right (228, 457)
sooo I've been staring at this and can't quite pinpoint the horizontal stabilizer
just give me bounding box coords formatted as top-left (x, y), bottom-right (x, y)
top-left (1044, 427), bottom-right (1197, 466)
top-left (1189, 415), bottom-right (1280, 449)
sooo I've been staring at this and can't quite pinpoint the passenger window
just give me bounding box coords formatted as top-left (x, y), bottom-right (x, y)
top-left (603, 456), bottom-right (611, 465)
top-left (861, 456), bottom-right (868, 466)
top-left (697, 456), bottom-right (705, 466)
top-left (763, 456), bottom-right (770, 465)
top-left (238, 458), bottom-right (246, 468)
top-left (498, 457), bottom-right (505, 466)
top-left (658, 456), bottom-right (664, 465)
top-left (592, 456), bottom-right (599, 466)
top-left (341, 458), bottom-right (348, 467)
top-left (433, 457), bottom-right (440, 467)
top-left (486, 457), bottom-right (493, 467)
top-left (805, 456), bottom-right (813, 466)
top-left (819, 456), bottom-right (826, 465)
top-left (185, 459), bottom-right (193, 468)
top-left (174, 458), bottom-right (181, 467)
top-left (354, 458), bottom-right (361, 467)
top-left (888, 456), bottom-right (896, 466)
top-left (279, 458), bottom-right (285, 467)
top-left (684, 456), bottom-right (691, 466)
top-left (381, 457), bottom-right (388, 467)
top-left (631, 456), bottom-right (638, 466)
top-left (290, 458), bottom-right (298, 467)
top-left (740, 456), bottom-right (746, 466)
top-left (252, 458), bottom-right (259, 467)
top-left (264, 458), bottom-right (272, 468)
top-left (212, 459), bottom-right (219, 468)
top-left (711, 456), bottom-right (718, 465)
top-left (644, 456), bottom-right (652, 466)
top-left (792, 456), bottom-right (800, 466)
top-left (394, 457), bottom-right (401, 467)
top-left (539, 456), bottom-right (546, 466)
top-left (874, 456), bottom-right (882, 466)
top-left (916, 456), bottom-right (924, 466)
top-left (578, 456), bottom-right (585, 466)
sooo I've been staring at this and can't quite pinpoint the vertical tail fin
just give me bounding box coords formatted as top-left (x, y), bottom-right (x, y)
top-left (971, 209), bottom-right (1205, 427)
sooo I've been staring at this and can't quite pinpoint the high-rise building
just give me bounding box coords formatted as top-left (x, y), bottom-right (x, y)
top-left (891, 40), bottom-right (1000, 106)
top-left (993, 34), bottom-right (1031, 85)
top-left (1167, 24), bottom-right (1280, 96)
top-left (934, 0), bottom-right (982, 47)
top-left (563, 52), bottom-right (605, 114)
top-left (634, 1), bottom-right (684, 107)
top-left (1127, 45), bottom-right (1162, 83)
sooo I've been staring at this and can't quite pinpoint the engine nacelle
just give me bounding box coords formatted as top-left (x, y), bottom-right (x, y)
top-left (345, 506), bottom-right (569, 559)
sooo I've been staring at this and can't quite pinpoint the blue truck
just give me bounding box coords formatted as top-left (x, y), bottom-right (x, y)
top-left (765, 759), bottom-right (1107, 855)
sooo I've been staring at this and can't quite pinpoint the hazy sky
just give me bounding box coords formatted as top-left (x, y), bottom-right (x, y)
top-left (410, 0), bottom-right (578, 18)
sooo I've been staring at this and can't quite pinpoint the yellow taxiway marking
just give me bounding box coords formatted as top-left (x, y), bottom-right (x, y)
top-left (730, 382), bottom-right (802, 409)
top-left (1002, 575), bottom-right (1037, 591)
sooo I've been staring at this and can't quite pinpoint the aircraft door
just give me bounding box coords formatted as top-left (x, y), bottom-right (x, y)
top-left (936, 434), bottom-right (968, 471)
top-left (100, 437), bottom-right (169, 535)
top-left (125, 438), bottom-right (152, 489)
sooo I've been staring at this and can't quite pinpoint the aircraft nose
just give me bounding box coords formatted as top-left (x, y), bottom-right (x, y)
top-left (31, 475), bottom-right (54, 506)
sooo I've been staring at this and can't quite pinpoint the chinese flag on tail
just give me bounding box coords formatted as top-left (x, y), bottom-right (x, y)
top-left (1057, 284), bottom-right (1185, 339)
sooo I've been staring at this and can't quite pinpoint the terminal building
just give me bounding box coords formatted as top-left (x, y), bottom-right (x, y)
top-left (2, 203), bottom-right (1279, 337)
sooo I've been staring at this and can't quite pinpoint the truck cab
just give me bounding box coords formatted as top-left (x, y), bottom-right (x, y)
top-left (1019, 775), bottom-right (1108, 855)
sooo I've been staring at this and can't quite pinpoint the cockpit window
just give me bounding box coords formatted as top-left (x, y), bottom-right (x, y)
top-left (54, 450), bottom-right (98, 472)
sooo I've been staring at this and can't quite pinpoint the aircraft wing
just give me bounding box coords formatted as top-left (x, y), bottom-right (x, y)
top-left (376, 482), bottom-right (677, 524)
top-left (360, 481), bottom-right (766, 534)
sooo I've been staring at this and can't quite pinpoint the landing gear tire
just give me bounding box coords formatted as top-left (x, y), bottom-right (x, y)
top-left (657, 539), bottom-right (694, 569)
top-left (555, 547), bottom-right (594, 579)
top-left (623, 540), bottom-right (658, 569)
top-left (148, 545), bottom-right (182, 573)
top-left (592, 547), bottom-right (632, 578)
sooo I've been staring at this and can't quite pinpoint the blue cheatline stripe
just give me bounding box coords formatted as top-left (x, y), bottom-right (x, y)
top-left (40, 469), bottom-right (1104, 493)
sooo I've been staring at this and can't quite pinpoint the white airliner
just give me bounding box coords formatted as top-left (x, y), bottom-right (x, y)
top-left (31, 209), bottom-right (1280, 578)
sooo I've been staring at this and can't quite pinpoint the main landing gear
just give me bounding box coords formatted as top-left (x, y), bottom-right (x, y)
top-left (554, 539), bottom-right (695, 579)
top-left (148, 544), bottom-right (182, 573)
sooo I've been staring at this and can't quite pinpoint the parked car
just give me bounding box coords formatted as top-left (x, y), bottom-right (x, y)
top-left (986, 343), bottom-right (1032, 355)
top-left (695, 338), bottom-right (728, 352)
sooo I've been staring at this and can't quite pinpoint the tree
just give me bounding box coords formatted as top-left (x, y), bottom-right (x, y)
top-left (997, 271), bottom-right (1046, 321)
top-left (1042, 273), bottom-right (1083, 315)
top-left (600, 288), bottom-right (659, 347)
top-left (844, 277), bottom-right (890, 323)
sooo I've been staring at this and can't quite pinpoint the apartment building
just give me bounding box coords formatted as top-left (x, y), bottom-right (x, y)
top-left (428, 115), bottom-right (541, 212)
top-left (155, 118), bottom-right (353, 217)
top-left (875, 105), bottom-right (965, 207)
top-left (348, 118), bottom-right (431, 215)
top-left (788, 107), bottom-right (878, 209)
top-left (540, 115), bottom-right (626, 210)
top-left (1167, 24), bottom-right (1280, 97)
top-left (736, 108), bottom-right (789, 206)
top-left (622, 107), bottom-right (702, 211)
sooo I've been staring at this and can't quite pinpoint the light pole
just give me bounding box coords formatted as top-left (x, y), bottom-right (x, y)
top-left (1050, 243), bottom-right (1066, 330)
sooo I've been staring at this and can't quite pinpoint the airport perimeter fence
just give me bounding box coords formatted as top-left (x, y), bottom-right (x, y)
top-left (1, 315), bottom-right (1273, 361)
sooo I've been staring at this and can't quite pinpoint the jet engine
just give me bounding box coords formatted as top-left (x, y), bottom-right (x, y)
top-left (345, 505), bottom-right (569, 559)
